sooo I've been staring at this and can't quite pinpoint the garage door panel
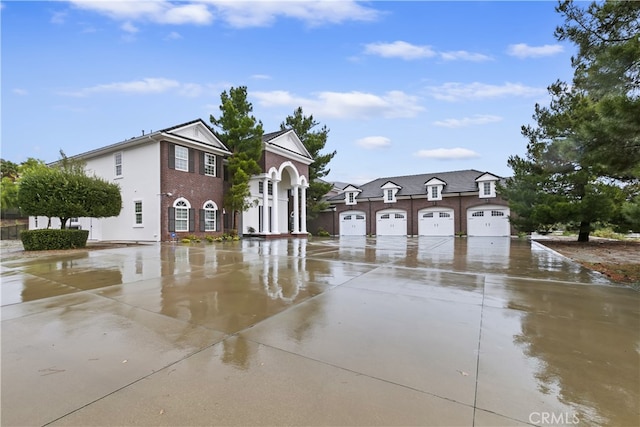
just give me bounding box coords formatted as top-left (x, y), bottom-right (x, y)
top-left (418, 208), bottom-right (454, 236)
top-left (376, 210), bottom-right (407, 236)
top-left (467, 206), bottom-right (510, 237)
top-left (340, 211), bottom-right (366, 236)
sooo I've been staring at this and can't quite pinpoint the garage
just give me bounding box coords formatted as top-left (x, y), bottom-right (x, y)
top-left (340, 211), bottom-right (366, 236)
top-left (418, 208), bottom-right (454, 236)
top-left (467, 205), bottom-right (511, 236)
top-left (376, 209), bottom-right (407, 236)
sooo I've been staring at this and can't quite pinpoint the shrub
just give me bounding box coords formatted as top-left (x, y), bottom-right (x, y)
top-left (20, 229), bottom-right (89, 251)
top-left (316, 227), bottom-right (330, 237)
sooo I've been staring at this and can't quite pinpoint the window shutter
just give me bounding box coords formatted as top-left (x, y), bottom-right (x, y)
top-left (199, 152), bottom-right (205, 175)
top-left (189, 209), bottom-right (195, 232)
top-left (188, 149), bottom-right (195, 173)
top-left (199, 209), bottom-right (205, 231)
top-left (168, 144), bottom-right (175, 169)
top-left (168, 207), bottom-right (175, 232)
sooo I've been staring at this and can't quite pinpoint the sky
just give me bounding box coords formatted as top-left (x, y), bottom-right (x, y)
top-left (1, 0), bottom-right (577, 185)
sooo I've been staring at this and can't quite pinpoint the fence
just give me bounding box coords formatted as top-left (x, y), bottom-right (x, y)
top-left (1, 224), bottom-right (28, 240)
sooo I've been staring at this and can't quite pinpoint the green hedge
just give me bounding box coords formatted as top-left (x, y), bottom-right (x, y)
top-left (20, 229), bottom-right (90, 251)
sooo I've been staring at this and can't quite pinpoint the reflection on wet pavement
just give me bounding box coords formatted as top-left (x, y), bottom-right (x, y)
top-left (1, 237), bottom-right (638, 426)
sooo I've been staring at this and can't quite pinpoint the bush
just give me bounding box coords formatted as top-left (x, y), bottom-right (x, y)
top-left (316, 227), bottom-right (330, 237)
top-left (20, 229), bottom-right (89, 251)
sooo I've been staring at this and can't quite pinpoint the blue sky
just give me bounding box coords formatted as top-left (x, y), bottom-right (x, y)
top-left (1, 1), bottom-right (575, 184)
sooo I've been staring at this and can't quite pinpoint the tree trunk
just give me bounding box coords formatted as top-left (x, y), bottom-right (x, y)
top-left (59, 217), bottom-right (67, 230)
top-left (577, 221), bottom-right (590, 242)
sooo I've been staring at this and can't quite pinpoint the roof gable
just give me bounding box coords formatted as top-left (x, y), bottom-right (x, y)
top-left (263, 129), bottom-right (313, 162)
top-left (381, 181), bottom-right (401, 190)
top-left (162, 119), bottom-right (229, 152)
top-left (475, 172), bottom-right (501, 182)
top-left (343, 184), bottom-right (362, 193)
top-left (425, 177), bottom-right (446, 186)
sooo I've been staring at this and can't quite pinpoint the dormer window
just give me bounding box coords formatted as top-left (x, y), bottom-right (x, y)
top-left (425, 177), bottom-right (445, 201)
top-left (381, 181), bottom-right (401, 204)
top-left (475, 172), bottom-right (499, 198)
top-left (342, 184), bottom-right (361, 206)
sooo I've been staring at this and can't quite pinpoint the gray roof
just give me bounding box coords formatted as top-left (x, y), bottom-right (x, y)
top-left (327, 169), bottom-right (499, 201)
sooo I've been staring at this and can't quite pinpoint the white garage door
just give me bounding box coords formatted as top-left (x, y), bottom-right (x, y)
top-left (340, 211), bottom-right (366, 236)
top-left (376, 209), bottom-right (407, 236)
top-left (418, 208), bottom-right (454, 236)
top-left (467, 205), bottom-right (510, 236)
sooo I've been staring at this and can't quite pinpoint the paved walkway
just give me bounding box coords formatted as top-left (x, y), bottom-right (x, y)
top-left (1, 237), bottom-right (638, 426)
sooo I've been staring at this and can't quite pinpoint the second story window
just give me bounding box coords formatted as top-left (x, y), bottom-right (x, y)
top-left (204, 153), bottom-right (216, 176)
top-left (175, 146), bottom-right (188, 171)
top-left (431, 186), bottom-right (438, 199)
top-left (348, 193), bottom-right (355, 204)
top-left (483, 182), bottom-right (491, 196)
top-left (114, 152), bottom-right (123, 177)
top-left (387, 189), bottom-right (394, 202)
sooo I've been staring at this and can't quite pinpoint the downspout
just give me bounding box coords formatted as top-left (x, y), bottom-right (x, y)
top-left (410, 195), bottom-right (414, 237)
top-left (458, 193), bottom-right (463, 235)
top-left (368, 198), bottom-right (372, 236)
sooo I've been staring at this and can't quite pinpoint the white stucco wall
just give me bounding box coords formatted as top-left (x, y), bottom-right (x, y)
top-left (86, 142), bottom-right (161, 241)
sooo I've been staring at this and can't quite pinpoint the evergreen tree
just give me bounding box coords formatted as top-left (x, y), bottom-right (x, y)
top-left (210, 86), bottom-right (263, 233)
top-left (280, 107), bottom-right (336, 220)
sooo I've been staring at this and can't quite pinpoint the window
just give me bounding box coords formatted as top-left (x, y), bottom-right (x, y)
top-left (472, 211), bottom-right (484, 217)
top-left (343, 215), bottom-right (352, 220)
top-left (439, 212), bottom-right (451, 218)
top-left (348, 193), bottom-right (355, 204)
top-left (395, 213), bottom-right (404, 219)
top-left (483, 182), bottom-right (491, 196)
top-left (175, 146), bottom-right (189, 171)
top-left (134, 200), bottom-right (143, 225)
top-left (204, 153), bottom-right (216, 176)
top-left (268, 182), bottom-right (273, 195)
top-left (356, 215), bottom-right (365, 220)
top-left (114, 152), bottom-right (123, 177)
top-left (175, 200), bottom-right (189, 231)
top-left (423, 212), bottom-right (434, 218)
top-left (491, 210), bottom-right (505, 217)
top-left (259, 181), bottom-right (264, 193)
top-left (387, 190), bottom-right (394, 202)
top-left (381, 214), bottom-right (390, 219)
top-left (431, 186), bottom-right (438, 199)
top-left (34, 217), bottom-right (38, 227)
top-left (258, 181), bottom-right (272, 195)
top-left (204, 201), bottom-right (217, 231)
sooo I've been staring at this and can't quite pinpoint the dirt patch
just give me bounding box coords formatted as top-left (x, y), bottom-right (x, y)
top-left (538, 239), bottom-right (640, 286)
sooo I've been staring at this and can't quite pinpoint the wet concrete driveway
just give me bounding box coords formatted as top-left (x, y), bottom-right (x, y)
top-left (2, 237), bottom-right (638, 426)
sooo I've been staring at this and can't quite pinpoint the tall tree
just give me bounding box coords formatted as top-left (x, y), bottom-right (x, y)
top-left (280, 107), bottom-right (336, 220)
top-left (1, 158), bottom-right (46, 212)
top-left (555, 0), bottom-right (640, 179)
top-left (503, 1), bottom-right (639, 242)
top-left (210, 86), bottom-right (263, 233)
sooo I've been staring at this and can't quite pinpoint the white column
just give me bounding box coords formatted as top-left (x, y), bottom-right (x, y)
top-left (272, 179), bottom-right (280, 234)
top-left (292, 185), bottom-right (300, 234)
top-left (262, 177), bottom-right (269, 234)
top-left (300, 185), bottom-right (307, 234)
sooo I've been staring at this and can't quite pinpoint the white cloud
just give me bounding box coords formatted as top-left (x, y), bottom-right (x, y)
top-left (165, 31), bottom-right (182, 40)
top-left (60, 77), bottom-right (204, 97)
top-left (251, 74), bottom-right (272, 80)
top-left (414, 148), bottom-right (480, 160)
top-left (121, 21), bottom-right (138, 33)
top-left (356, 136), bottom-right (391, 149)
top-left (205, 0), bottom-right (380, 28)
top-left (428, 82), bottom-right (545, 102)
top-left (433, 114), bottom-right (502, 128)
top-left (254, 90), bottom-right (424, 119)
top-left (68, 0), bottom-right (213, 25)
top-left (13, 88), bottom-right (28, 96)
top-left (507, 43), bottom-right (564, 58)
top-left (440, 50), bottom-right (492, 62)
top-left (364, 41), bottom-right (436, 60)
top-left (67, 0), bottom-right (379, 28)
top-left (51, 11), bottom-right (67, 24)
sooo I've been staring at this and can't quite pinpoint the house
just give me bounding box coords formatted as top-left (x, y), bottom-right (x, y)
top-left (309, 169), bottom-right (513, 237)
top-left (28, 119), bottom-right (312, 242)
